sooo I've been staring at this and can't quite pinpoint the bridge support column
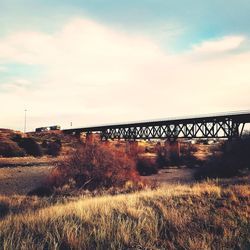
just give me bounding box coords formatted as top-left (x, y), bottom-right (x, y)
top-left (164, 140), bottom-right (181, 160)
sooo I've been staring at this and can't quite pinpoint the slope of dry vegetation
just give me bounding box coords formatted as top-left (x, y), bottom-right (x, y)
top-left (1, 130), bottom-right (249, 249)
top-left (0, 129), bottom-right (73, 158)
top-left (195, 135), bottom-right (250, 180)
top-left (0, 180), bottom-right (249, 250)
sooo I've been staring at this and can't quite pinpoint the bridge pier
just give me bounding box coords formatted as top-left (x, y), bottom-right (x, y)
top-left (164, 140), bottom-right (181, 159)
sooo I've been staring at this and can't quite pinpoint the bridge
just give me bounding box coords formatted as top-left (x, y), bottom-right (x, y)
top-left (63, 111), bottom-right (250, 141)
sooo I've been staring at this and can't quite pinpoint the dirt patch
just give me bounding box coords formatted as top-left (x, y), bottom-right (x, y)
top-left (0, 165), bottom-right (196, 195)
top-left (0, 165), bottom-right (53, 195)
top-left (0, 156), bottom-right (60, 168)
top-left (144, 167), bottom-right (196, 185)
top-left (0, 154), bottom-right (197, 195)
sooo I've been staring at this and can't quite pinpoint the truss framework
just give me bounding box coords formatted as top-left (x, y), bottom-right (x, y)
top-left (62, 112), bottom-right (250, 141)
top-left (99, 120), bottom-right (245, 140)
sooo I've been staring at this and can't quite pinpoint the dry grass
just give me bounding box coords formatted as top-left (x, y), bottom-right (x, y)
top-left (0, 181), bottom-right (249, 250)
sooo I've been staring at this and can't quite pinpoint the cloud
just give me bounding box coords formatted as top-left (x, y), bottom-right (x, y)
top-left (1, 78), bottom-right (32, 92)
top-left (0, 17), bottom-right (250, 131)
top-left (0, 65), bottom-right (8, 72)
top-left (192, 36), bottom-right (245, 54)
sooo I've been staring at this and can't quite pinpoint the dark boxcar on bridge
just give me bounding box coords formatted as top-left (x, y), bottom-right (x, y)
top-left (50, 125), bottom-right (61, 131)
top-left (35, 127), bottom-right (49, 132)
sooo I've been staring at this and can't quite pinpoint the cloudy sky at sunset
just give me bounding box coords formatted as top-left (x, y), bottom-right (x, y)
top-left (1, 0), bottom-right (250, 131)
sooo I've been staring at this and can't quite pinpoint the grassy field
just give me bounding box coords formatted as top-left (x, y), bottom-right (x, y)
top-left (0, 179), bottom-right (249, 250)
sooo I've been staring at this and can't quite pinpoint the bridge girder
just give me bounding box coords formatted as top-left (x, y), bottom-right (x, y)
top-left (62, 111), bottom-right (250, 141)
top-left (99, 119), bottom-right (245, 141)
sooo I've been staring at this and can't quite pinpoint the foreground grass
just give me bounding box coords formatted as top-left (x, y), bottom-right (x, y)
top-left (0, 181), bottom-right (249, 250)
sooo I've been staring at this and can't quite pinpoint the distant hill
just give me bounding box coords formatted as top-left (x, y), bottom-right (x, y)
top-left (0, 128), bottom-right (24, 139)
top-left (0, 128), bottom-right (78, 158)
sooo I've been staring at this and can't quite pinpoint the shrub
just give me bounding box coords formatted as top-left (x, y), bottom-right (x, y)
top-left (156, 143), bottom-right (200, 168)
top-left (11, 133), bottom-right (22, 143)
top-left (27, 186), bottom-right (53, 197)
top-left (169, 153), bottom-right (181, 166)
top-left (52, 141), bottom-right (140, 190)
top-left (41, 140), bottom-right (49, 148)
top-left (47, 140), bottom-right (61, 157)
top-left (125, 142), bottom-right (144, 159)
top-left (0, 202), bottom-right (9, 218)
top-left (136, 157), bottom-right (158, 176)
top-left (195, 135), bottom-right (250, 180)
top-left (0, 139), bottom-right (25, 157)
top-left (180, 154), bottom-right (202, 168)
top-left (18, 138), bottom-right (43, 157)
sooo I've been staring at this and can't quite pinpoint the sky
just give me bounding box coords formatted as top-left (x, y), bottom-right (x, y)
top-left (0, 0), bottom-right (250, 131)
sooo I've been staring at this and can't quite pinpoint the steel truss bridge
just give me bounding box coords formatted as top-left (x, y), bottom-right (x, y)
top-left (63, 111), bottom-right (250, 141)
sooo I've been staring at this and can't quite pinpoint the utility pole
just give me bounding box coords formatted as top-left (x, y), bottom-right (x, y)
top-left (24, 109), bottom-right (27, 133)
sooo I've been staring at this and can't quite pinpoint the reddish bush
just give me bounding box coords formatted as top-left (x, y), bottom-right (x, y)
top-left (51, 142), bottom-right (141, 190)
top-left (16, 137), bottom-right (43, 157)
top-left (0, 139), bottom-right (25, 157)
top-left (136, 157), bottom-right (158, 176)
top-left (47, 140), bottom-right (61, 157)
top-left (125, 142), bottom-right (145, 159)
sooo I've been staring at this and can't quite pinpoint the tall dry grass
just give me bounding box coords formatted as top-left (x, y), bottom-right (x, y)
top-left (0, 181), bottom-right (249, 250)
